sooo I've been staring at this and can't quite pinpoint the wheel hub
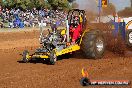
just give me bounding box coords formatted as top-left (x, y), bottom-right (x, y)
top-left (96, 39), bottom-right (104, 52)
top-left (129, 32), bottom-right (132, 44)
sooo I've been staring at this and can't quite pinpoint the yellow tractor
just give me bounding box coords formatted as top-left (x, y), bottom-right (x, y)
top-left (22, 9), bottom-right (105, 65)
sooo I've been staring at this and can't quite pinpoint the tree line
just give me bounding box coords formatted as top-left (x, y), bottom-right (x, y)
top-left (0, 0), bottom-right (76, 10)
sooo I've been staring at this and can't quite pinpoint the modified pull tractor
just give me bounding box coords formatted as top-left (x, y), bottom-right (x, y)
top-left (21, 9), bottom-right (105, 65)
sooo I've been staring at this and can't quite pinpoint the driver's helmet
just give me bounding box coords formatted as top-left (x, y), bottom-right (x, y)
top-left (74, 16), bottom-right (79, 20)
top-left (73, 16), bottom-right (79, 27)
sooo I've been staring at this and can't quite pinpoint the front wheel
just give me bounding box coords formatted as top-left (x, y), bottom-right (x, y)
top-left (22, 50), bottom-right (30, 63)
top-left (49, 50), bottom-right (57, 65)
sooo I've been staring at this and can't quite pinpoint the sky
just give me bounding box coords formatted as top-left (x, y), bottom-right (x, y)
top-left (76, 0), bottom-right (131, 12)
top-left (110, 0), bottom-right (131, 11)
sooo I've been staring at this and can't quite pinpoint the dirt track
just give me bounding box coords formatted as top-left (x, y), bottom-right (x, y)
top-left (0, 29), bottom-right (132, 88)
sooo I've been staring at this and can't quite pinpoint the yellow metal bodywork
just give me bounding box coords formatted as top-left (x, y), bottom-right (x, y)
top-left (35, 55), bottom-right (49, 58)
top-left (79, 29), bottom-right (90, 45)
top-left (61, 29), bottom-right (66, 35)
top-left (28, 44), bottom-right (80, 59)
top-left (30, 53), bottom-right (49, 59)
top-left (27, 28), bottom-right (90, 59)
top-left (56, 44), bottom-right (80, 56)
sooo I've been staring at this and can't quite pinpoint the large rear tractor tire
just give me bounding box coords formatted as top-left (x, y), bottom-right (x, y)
top-left (49, 50), bottom-right (57, 65)
top-left (22, 50), bottom-right (30, 63)
top-left (126, 29), bottom-right (132, 47)
top-left (81, 30), bottom-right (105, 59)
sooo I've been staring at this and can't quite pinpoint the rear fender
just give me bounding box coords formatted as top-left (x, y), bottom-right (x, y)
top-left (79, 28), bottom-right (91, 45)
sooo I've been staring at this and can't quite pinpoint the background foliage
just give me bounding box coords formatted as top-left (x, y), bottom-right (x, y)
top-left (0, 0), bottom-right (76, 10)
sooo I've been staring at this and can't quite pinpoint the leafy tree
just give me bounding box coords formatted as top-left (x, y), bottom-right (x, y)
top-left (0, 0), bottom-right (73, 10)
top-left (67, 0), bottom-right (75, 3)
top-left (47, 0), bottom-right (71, 10)
top-left (118, 0), bottom-right (132, 17)
top-left (118, 7), bottom-right (132, 17)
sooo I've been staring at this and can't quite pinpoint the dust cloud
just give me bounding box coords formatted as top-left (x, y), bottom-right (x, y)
top-left (76, 0), bottom-right (98, 13)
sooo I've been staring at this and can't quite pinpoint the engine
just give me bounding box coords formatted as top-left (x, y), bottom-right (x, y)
top-left (39, 30), bottom-right (63, 51)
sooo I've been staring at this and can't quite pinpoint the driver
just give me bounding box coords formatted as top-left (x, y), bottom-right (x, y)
top-left (70, 15), bottom-right (81, 44)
